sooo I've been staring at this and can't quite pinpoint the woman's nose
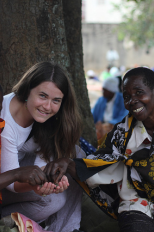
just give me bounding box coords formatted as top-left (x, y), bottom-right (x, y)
top-left (44, 100), bottom-right (51, 110)
top-left (129, 96), bottom-right (138, 105)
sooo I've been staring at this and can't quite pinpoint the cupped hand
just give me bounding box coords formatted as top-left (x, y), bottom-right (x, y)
top-left (34, 182), bottom-right (56, 196)
top-left (43, 158), bottom-right (72, 184)
top-left (53, 175), bottom-right (69, 194)
top-left (15, 165), bottom-right (48, 186)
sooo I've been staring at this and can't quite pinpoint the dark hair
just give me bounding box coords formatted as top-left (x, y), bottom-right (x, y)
top-left (122, 67), bottom-right (154, 90)
top-left (0, 85), bottom-right (3, 94)
top-left (13, 61), bottom-right (82, 161)
top-left (116, 75), bottom-right (122, 92)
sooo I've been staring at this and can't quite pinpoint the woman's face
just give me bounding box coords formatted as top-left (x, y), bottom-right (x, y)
top-left (102, 88), bottom-right (114, 100)
top-left (123, 75), bottom-right (154, 123)
top-left (27, 81), bottom-right (64, 123)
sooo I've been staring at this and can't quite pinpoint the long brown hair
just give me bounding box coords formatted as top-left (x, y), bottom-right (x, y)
top-left (13, 61), bottom-right (82, 161)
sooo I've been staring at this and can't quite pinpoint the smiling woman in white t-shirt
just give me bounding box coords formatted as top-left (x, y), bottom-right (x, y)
top-left (1, 61), bottom-right (83, 232)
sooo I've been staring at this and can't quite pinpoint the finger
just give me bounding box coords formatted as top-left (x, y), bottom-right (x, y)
top-left (38, 182), bottom-right (48, 195)
top-left (44, 163), bottom-right (58, 176)
top-left (48, 183), bottom-right (56, 194)
top-left (54, 170), bottom-right (65, 184)
top-left (43, 165), bottom-right (51, 181)
top-left (29, 171), bottom-right (47, 186)
top-left (43, 164), bottom-right (51, 175)
top-left (32, 174), bottom-right (44, 186)
top-left (44, 167), bottom-right (61, 183)
top-left (54, 186), bottom-right (63, 194)
top-left (54, 181), bottom-right (69, 194)
top-left (63, 182), bottom-right (69, 190)
top-left (37, 185), bottom-right (41, 191)
top-left (27, 175), bottom-right (37, 186)
top-left (60, 180), bottom-right (69, 190)
top-left (60, 176), bottom-right (69, 187)
top-left (43, 183), bottom-right (55, 195)
top-left (37, 172), bottom-right (48, 184)
top-left (61, 175), bottom-right (67, 181)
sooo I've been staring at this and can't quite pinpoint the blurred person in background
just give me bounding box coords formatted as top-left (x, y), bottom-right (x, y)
top-left (86, 70), bottom-right (99, 81)
top-left (100, 65), bottom-right (112, 82)
top-left (110, 66), bottom-right (123, 92)
top-left (91, 77), bottom-right (128, 142)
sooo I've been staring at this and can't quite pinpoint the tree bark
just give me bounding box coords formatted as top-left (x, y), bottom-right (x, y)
top-left (0, 0), bottom-right (97, 146)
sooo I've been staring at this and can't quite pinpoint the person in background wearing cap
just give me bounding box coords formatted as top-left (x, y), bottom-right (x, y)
top-left (91, 77), bottom-right (128, 142)
top-left (86, 70), bottom-right (99, 81)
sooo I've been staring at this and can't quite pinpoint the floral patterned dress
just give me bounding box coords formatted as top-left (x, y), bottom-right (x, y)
top-left (75, 114), bottom-right (154, 219)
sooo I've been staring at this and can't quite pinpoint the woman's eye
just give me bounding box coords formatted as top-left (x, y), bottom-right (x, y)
top-left (40, 94), bottom-right (46, 98)
top-left (123, 95), bottom-right (129, 100)
top-left (136, 90), bottom-right (142, 95)
top-left (53, 99), bottom-right (61, 103)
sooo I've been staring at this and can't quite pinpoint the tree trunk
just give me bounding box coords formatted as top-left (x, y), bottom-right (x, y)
top-left (0, 0), bottom-right (97, 146)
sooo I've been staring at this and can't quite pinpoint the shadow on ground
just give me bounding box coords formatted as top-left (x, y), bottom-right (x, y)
top-left (80, 194), bottom-right (120, 232)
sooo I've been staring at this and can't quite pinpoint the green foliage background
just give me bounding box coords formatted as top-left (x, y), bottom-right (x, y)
top-left (113, 0), bottom-right (154, 51)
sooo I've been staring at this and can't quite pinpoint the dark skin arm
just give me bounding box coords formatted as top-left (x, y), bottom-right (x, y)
top-left (0, 165), bottom-right (48, 191)
top-left (43, 158), bottom-right (79, 184)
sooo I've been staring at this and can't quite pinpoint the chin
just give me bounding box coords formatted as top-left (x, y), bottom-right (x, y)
top-left (133, 115), bottom-right (145, 122)
top-left (34, 117), bottom-right (49, 123)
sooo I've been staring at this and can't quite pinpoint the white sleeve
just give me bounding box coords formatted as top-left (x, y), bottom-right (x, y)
top-left (1, 124), bottom-right (19, 192)
top-left (86, 161), bottom-right (124, 189)
top-left (34, 154), bottom-right (48, 167)
top-left (34, 144), bottom-right (86, 168)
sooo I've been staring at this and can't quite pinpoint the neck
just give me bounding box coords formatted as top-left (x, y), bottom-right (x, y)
top-left (107, 93), bottom-right (115, 102)
top-left (143, 120), bottom-right (154, 137)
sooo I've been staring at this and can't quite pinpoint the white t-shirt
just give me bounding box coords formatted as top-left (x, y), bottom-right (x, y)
top-left (103, 94), bottom-right (116, 123)
top-left (1, 93), bottom-right (48, 192)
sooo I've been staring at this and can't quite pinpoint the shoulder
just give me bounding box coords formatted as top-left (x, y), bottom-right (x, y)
top-left (115, 92), bottom-right (123, 98)
top-left (1, 121), bottom-right (18, 144)
top-left (1, 94), bottom-right (12, 121)
top-left (3, 92), bottom-right (15, 102)
top-left (2, 93), bottom-right (15, 111)
top-left (115, 92), bottom-right (124, 104)
top-left (96, 96), bottom-right (105, 103)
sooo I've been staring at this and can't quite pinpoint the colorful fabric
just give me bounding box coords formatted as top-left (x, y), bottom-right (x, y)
top-left (11, 212), bottom-right (53, 232)
top-left (74, 114), bottom-right (154, 219)
top-left (91, 92), bottom-right (128, 124)
top-left (79, 137), bottom-right (96, 156)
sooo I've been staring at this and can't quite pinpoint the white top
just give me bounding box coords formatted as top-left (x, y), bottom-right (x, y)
top-left (87, 121), bottom-right (154, 218)
top-left (1, 93), bottom-right (48, 192)
top-left (103, 94), bottom-right (116, 123)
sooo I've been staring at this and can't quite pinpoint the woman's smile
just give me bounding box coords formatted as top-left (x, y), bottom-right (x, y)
top-left (37, 108), bottom-right (51, 116)
top-left (133, 107), bottom-right (144, 113)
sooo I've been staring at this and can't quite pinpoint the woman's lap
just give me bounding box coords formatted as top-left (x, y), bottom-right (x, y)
top-left (2, 174), bottom-right (83, 232)
top-left (2, 149), bottom-right (84, 231)
top-left (2, 189), bottom-right (67, 222)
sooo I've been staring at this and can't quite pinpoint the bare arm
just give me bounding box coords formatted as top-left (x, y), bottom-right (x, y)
top-left (13, 166), bottom-right (69, 195)
top-left (0, 165), bottom-right (48, 192)
top-left (0, 169), bottom-right (21, 191)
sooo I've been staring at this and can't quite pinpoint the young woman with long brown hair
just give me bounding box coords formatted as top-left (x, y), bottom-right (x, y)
top-left (1, 61), bottom-right (83, 232)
